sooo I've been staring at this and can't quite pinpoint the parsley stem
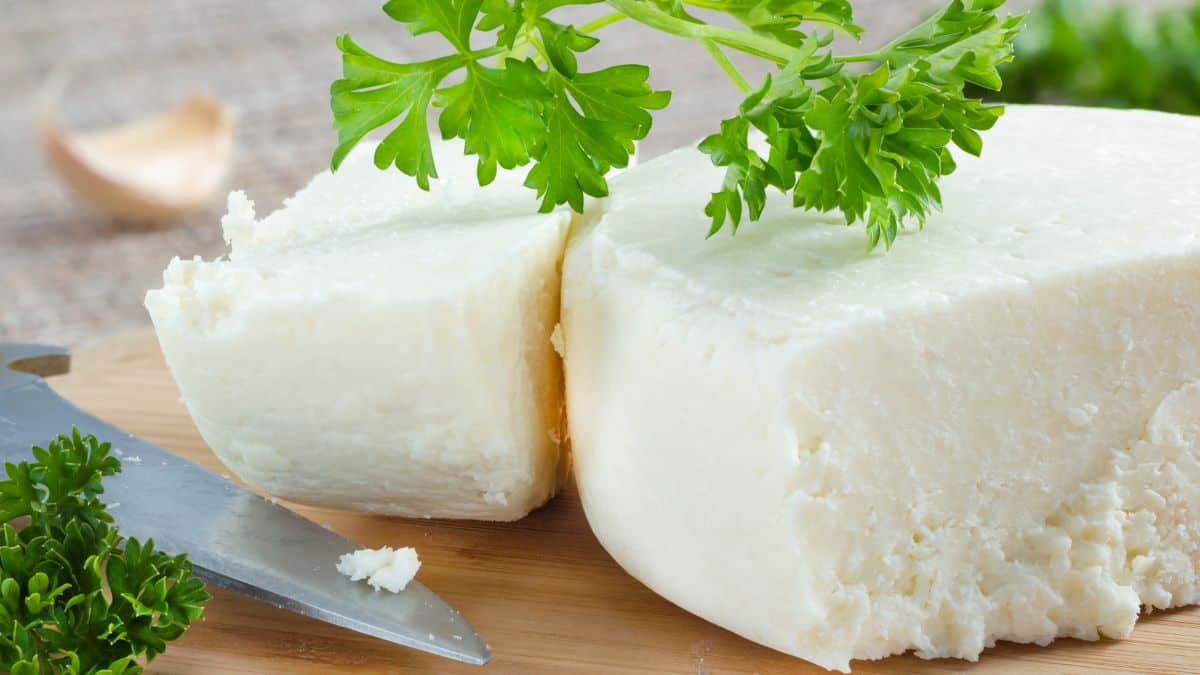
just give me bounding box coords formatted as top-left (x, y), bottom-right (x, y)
top-left (705, 32), bottom-right (794, 64)
top-left (474, 45), bottom-right (510, 60)
top-left (605, 0), bottom-right (796, 64)
top-left (835, 51), bottom-right (884, 64)
top-left (580, 12), bottom-right (627, 34)
top-left (530, 34), bottom-right (553, 65)
top-left (701, 39), bottom-right (752, 93)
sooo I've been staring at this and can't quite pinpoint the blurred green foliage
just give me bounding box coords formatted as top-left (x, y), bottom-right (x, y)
top-left (982, 0), bottom-right (1200, 114)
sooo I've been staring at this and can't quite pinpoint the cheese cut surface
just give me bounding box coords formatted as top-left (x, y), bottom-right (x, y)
top-left (146, 140), bottom-right (569, 520)
top-left (561, 106), bottom-right (1200, 671)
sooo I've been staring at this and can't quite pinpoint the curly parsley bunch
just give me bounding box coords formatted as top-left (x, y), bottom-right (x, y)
top-left (0, 430), bottom-right (209, 675)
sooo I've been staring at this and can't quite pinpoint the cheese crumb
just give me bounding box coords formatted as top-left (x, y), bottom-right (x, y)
top-left (220, 190), bottom-right (258, 248)
top-left (549, 323), bottom-right (565, 358)
top-left (336, 546), bottom-right (421, 594)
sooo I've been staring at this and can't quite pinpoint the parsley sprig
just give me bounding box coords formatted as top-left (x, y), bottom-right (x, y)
top-left (332, 0), bottom-right (1022, 249)
top-left (0, 430), bottom-right (210, 675)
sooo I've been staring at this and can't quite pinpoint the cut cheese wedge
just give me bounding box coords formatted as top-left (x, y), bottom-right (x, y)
top-left (562, 106), bottom-right (1200, 670)
top-left (146, 141), bottom-right (569, 520)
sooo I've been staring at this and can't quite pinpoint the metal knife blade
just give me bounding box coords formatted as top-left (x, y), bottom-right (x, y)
top-left (0, 342), bottom-right (490, 666)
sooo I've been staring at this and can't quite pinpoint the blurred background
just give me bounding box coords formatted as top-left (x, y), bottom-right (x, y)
top-left (1, 0), bottom-right (1193, 346)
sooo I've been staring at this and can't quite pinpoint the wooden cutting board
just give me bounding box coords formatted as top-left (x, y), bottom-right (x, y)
top-left (43, 330), bottom-right (1200, 674)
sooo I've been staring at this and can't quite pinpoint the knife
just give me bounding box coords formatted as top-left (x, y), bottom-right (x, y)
top-left (0, 342), bottom-right (490, 666)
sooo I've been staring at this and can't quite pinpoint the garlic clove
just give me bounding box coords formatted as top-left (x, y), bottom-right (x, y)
top-left (38, 93), bottom-right (236, 224)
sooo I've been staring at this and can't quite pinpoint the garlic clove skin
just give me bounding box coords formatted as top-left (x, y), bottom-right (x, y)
top-left (38, 93), bottom-right (236, 224)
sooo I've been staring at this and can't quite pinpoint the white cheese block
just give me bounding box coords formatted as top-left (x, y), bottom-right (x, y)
top-left (336, 545), bottom-right (421, 593)
top-left (146, 140), bottom-right (569, 520)
top-left (562, 106), bottom-right (1200, 670)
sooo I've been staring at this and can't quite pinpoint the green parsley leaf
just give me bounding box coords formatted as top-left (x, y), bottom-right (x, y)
top-left (478, 0), bottom-right (526, 47)
top-left (436, 58), bottom-right (551, 185)
top-left (330, 35), bottom-right (460, 188)
top-left (331, 2), bottom-right (669, 213)
top-left (383, 0), bottom-right (483, 50)
top-left (523, 17), bottom-right (669, 210)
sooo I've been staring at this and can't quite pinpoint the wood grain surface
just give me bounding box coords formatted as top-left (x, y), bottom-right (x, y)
top-left (38, 330), bottom-right (1200, 674)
